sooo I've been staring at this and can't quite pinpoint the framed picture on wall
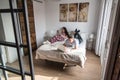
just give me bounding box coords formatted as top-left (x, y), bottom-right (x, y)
top-left (59, 4), bottom-right (68, 22)
top-left (78, 2), bottom-right (89, 22)
top-left (69, 3), bottom-right (78, 22)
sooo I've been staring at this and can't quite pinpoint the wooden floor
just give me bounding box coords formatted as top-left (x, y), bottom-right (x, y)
top-left (5, 50), bottom-right (101, 80)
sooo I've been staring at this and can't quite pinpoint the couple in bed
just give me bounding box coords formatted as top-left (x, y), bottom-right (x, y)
top-left (49, 27), bottom-right (80, 53)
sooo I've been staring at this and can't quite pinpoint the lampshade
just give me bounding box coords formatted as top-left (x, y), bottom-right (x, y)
top-left (89, 33), bottom-right (94, 39)
top-left (49, 30), bottom-right (55, 37)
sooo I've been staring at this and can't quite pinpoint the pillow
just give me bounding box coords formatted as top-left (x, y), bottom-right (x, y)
top-left (80, 33), bottom-right (87, 40)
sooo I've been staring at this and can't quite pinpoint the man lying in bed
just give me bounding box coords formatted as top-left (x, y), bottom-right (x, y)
top-left (62, 34), bottom-right (80, 68)
top-left (63, 34), bottom-right (79, 53)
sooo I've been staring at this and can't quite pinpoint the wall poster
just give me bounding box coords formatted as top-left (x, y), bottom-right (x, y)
top-left (78, 2), bottom-right (89, 22)
top-left (59, 4), bottom-right (68, 22)
top-left (59, 2), bottom-right (89, 22)
top-left (69, 3), bottom-right (78, 22)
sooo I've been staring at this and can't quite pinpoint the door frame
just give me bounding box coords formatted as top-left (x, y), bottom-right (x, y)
top-left (0, 0), bottom-right (35, 80)
top-left (104, 0), bottom-right (120, 79)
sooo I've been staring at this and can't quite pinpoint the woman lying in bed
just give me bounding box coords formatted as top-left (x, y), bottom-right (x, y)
top-left (49, 27), bottom-right (69, 43)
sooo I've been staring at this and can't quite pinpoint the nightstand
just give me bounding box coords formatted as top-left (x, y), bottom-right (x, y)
top-left (87, 39), bottom-right (94, 51)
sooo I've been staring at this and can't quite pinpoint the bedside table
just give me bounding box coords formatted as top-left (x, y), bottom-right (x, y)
top-left (87, 39), bottom-right (94, 51)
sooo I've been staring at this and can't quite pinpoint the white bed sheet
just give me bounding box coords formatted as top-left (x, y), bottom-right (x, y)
top-left (35, 35), bottom-right (86, 68)
top-left (35, 38), bottom-right (87, 68)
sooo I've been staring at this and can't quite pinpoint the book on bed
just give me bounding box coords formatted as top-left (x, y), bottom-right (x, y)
top-left (57, 45), bottom-right (72, 53)
top-left (57, 45), bottom-right (65, 52)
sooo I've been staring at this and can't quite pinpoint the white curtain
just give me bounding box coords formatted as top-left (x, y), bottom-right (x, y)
top-left (95, 0), bottom-right (106, 56)
top-left (95, 0), bottom-right (118, 79)
top-left (95, 0), bottom-right (113, 65)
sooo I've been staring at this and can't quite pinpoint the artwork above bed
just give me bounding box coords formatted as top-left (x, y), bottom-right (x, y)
top-left (78, 2), bottom-right (89, 22)
top-left (69, 3), bottom-right (78, 22)
top-left (59, 2), bottom-right (89, 22)
top-left (59, 4), bottom-right (68, 22)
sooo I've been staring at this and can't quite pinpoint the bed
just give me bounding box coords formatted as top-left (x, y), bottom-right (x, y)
top-left (35, 33), bottom-right (87, 68)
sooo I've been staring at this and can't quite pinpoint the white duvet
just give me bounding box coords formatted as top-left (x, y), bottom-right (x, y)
top-left (36, 33), bottom-right (87, 68)
top-left (36, 39), bottom-right (87, 68)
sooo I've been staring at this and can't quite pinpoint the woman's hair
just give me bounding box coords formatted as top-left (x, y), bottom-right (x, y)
top-left (62, 27), bottom-right (69, 37)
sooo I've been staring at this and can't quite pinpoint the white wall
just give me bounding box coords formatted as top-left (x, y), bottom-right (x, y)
top-left (45, 0), bottom-right (101, 35)
top-left (33, 0), bottom-right (46, 47)
top-left (33, 0), bottom-right (101, 47)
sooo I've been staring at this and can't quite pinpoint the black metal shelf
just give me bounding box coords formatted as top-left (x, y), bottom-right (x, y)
top-left (0, 9), bottom-right (23, 13)
top-left (0, 65), bottom-right (31, 76)
top-left (0, 41), bottom-right (27, 48)
top-left (0, 41), bottom-right (16, 47)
